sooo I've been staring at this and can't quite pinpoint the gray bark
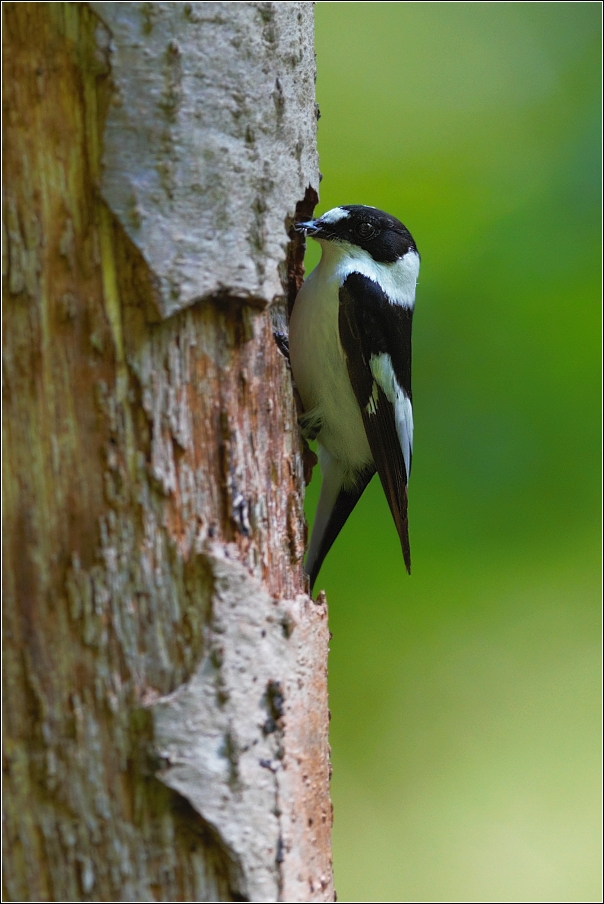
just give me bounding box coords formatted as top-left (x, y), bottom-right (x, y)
top-left (2, 2), bottom-right (330, 901)
top-left (93, 1), bottom-right (319, 318)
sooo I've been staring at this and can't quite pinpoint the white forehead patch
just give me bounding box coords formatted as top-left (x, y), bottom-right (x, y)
top-left (319, 207), bottom-right (350, 224)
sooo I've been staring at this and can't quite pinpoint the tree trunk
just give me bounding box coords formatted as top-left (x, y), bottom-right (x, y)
top-left (2, 3), bottom-right (330, 901)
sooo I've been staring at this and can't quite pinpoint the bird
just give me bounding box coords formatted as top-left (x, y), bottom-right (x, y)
top-left (289, 204), bottom-right (420, 593)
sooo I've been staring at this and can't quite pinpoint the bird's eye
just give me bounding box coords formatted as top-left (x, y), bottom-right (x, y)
top-left (356, 222), bottom-right (376, 239)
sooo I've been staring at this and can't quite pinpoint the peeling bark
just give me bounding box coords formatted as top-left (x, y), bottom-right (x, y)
top-left (90, 0), bottom-right (319, 319)
top-left (2, 3), bottom-right (329, 901)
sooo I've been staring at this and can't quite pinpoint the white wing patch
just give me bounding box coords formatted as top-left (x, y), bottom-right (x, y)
top-left (365, 381), bottom-right (379, 416)
top-left (369, 352), bottom-right (413, 479)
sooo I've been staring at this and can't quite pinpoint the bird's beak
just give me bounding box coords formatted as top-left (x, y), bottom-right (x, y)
top-left (294, 219), bottom-right (320, 235)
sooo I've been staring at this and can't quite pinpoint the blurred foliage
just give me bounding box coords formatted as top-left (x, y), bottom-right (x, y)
top-left (305, 3), bottom-right (601, 901)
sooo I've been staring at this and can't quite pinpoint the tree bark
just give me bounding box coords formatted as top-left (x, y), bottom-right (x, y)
top-left (2, 3), bottom-right (330, 901)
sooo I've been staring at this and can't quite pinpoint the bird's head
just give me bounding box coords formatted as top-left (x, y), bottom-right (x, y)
top-left (295, 205), bottom-right (418, 264)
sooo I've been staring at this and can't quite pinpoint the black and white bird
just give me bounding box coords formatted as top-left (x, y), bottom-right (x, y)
top-left (289, 205), bottom-right (420, 592)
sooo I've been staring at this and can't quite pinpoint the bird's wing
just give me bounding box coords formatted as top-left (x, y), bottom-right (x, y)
top-left (338, 272), bottom-right (414, 572)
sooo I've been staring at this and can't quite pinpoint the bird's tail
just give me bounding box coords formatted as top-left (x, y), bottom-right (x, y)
top-left (305, 447), bottom-right (374, 594)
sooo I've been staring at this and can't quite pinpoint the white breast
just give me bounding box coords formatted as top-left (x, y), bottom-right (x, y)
top-left (289, 256), bottom-right (372, 481)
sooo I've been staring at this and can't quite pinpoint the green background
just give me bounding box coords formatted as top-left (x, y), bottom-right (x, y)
top-left (304, 4), bottom-right (601, 901)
